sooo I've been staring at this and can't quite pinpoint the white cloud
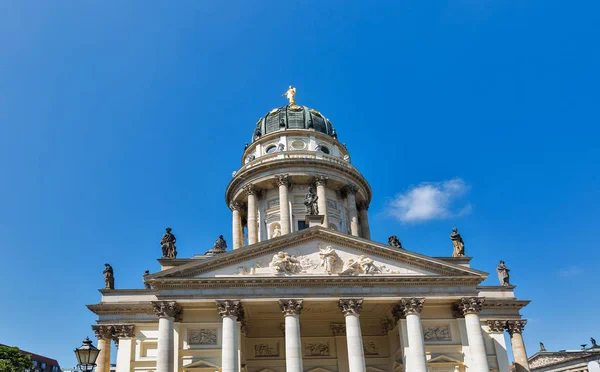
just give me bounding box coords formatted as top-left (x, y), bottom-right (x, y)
top-left (558, 266), bottom-right (582, 277)
top-left (386, 178), bottom-right (471, 223)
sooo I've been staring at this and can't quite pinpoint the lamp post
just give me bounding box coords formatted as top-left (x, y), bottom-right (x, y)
top-left (74, 337), bottom-right (101, 372)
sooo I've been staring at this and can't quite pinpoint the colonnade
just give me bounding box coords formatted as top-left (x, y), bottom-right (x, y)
top-left (230, 175), bottom-right (370, 249)
top-left (91, 324), bottom-right (135, 372)
top-left (488, 319), bottom-right (531, 372)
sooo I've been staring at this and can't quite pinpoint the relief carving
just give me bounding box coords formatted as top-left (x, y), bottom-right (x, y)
top-left (254, 343), bottom-right (279, 357)
top-left (423, 325), bottom-right (451, 341)
top-left (363, 341), bottom-right (379, 356)
top-left (270, 252), bottom-right (301, 274)
top-left (304, 342), bottom-right (330, 356)
top-left (339, 255), bottom-right (380, 275)
top-left (188, 329), bottom-right (217, 345)
top-left (319, 246), bottom-right (341, 274)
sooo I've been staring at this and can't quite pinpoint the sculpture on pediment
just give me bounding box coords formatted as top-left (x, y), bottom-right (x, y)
top-left (339, 255), bottom-right (380, 275)
top-left (143, 270), bottom-right (152, 289)
top-left (388, 235), bottom-right (403, 249)
top-left (160, 227), bottom-right (177, 258)
top-left (450, 227), bottom-right (465, 257)
top-left (103, 263), bottom-right (114, 290)
top-left (206, 235), bottom-right (227, 255)
top-left (304, 186), bottom-right (319, 215)
top-left (319, 246), bottom-right (340, 274)
top-left (270, 251), bottom-right (301, 274)
top-left (340, 258), bottom-right (361, 275)
top-left (497, 260), bottom-right (510, 286)
top-left (359, 255), bottom-right (380, 274)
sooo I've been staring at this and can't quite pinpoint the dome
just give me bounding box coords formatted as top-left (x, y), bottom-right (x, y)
top-left (251, 105), bottom-right (337, 142)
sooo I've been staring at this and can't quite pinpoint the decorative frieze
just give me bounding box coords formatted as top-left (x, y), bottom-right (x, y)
top-left (423, 325), bottom-right (451, 341)
top-left (188, 329), bottom-right (217, 345)
top-left (339, 299), bottom-right (363, 316)
top-left (279, 299), bottom-right (304, 316)
top-left (456, 297), bottom-right (485, 315)
top-left (216, 300), bottom-right (243, 318)
top-left (254, 343), bottom-right (279, 357)
top-left (331, 323), bottom-right (346, 336)
top-left (152, 301), bottom-right (182, 321)
top-left (304, 342), bottom-right (330, 356)
top-left (506, 320), bottom-right (527, 335)
top-left (396, 298), bottom-right (425, 317)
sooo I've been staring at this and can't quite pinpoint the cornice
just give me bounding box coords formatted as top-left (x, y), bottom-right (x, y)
top-left (242, 129), bottom-right (347, 159)
top-left (87, 303), bottom-right (155, 316)
top-left (482, 299), bottom-right (530, 310)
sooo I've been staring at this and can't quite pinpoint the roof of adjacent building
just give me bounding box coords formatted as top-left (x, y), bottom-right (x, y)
top-left (0, 344), bottom-right (61, 370)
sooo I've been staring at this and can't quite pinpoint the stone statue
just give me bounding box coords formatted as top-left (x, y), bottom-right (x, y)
top-left (277, 143), bottom-right (285, 152)
top-left (143, 270), bottom-right (152, 289)
top-left (540, 342), bottom-right (546, 352)
top-left (160, 227), bottom-right (177, 258)
top-left (246, 154), bottom-right (256, 163)
top-left (450, 227), bottom-right (465, 257)
top-left (282, 85), bottom-right (297, 106)
top-left (244, 143), bottom-right (249, 150)
top-left (331, 128), bottom-right (338, 139)
top-left (339, 258), bottom-right (361, 276)
top-left (304, 186), bottom-right (319, 215)
top-left (319, 246), bottom-right (339, 274)
top-left (388, 235), bottom-right (403, 249)
top-left (497, 260), bottom-right (510, 286)
top-left (272, 226), bottom-right (281, 238)
top-left (269, 251), bottom-right (301, 274)
top-left (103, 264), bottom-right (114, 290)
top-left (592, 337), bottom-right (598, 348)
top-left (358, 255), bottom-right (380, 274)
top-left (206, 235), bottom-right (227, 255)
top-left (339, 255), bottom-right (380, 275)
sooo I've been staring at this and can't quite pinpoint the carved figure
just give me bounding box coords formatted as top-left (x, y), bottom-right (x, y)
top-left (282, 85), bottom-right (297, 106)
top-left (304, 186), bottom-right (319, 215)
top-left (277, 143), bottom-right (285, 152)
top-left (450, 227), bottom-right (465, 257)
top-left (339, 258), bottom-right (361, 275)
top-left (272, 225), bottom-right (281, 238)
top-left (143, 270), bottom-right (151, 289)
top-left (269, 251), bottom-right (301, 274)
top-left (246, 154), bottom-right (256, 163)
top-left (188, 329), bottom-right (217, 345)
top-left (592, 337), bottom-right (598, 348)
top-left (540, 342), bottom-right (546, 352)
top-left (160, 227), bottom-right (177, 258)
top-left (331, 128), bottom-right (338, 139)
top-left (358, 255), bottom-right (380, 274)
top-left (103, 264), bottom-right (114, 290)
top-left (319, 246), bottom-right (339, 274)
top-left (497, 260), bottom-right (510, 286)
top-left (388, 235), bottom-right (403, 249)
top-left (305, 343), bottom-right (329, 356)
top-left (205, 235), bottom-right (227, 255)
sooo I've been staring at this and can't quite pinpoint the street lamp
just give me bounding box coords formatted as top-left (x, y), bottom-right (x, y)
top-left (74, 337), bottom-right (101, 372)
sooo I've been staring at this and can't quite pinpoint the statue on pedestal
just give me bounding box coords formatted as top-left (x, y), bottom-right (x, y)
top-left (304, 186), bottom-right (319, 215)
top-left (388, 235), bottom-right (403, 249)
top-left (143, 270), bottom-right (152, 289)
top-left (450, 227), bottom-right (465, 257)
top-left (103, 264), bottom-right (114, 290)
top-left (205, 235), bottom-right (227, 255)
top-left (497, 260), bottom-right (510, 286)
top-left (160, 227), bottom-right (177, 258)
top-left (540, 342), bottom-right (546, 352)
top-left (282, 85), bottom-right (297, 106)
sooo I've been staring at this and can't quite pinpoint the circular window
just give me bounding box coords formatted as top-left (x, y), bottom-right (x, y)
top-left (291, 140), bottom-right (306, 150)
top-left (266, 145), bottom-right (277, 154)
top-left (319, 145), bottom-right (330, 154)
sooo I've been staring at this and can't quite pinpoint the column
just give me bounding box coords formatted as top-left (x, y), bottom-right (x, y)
top-left (344, 185), bottom-right (360, 237)
top-left (396, 298), bottom-right (428, 372)
top-left (279, 300), bottom-right (304, 372)
top-left (456, 298), bottom-right (489, 372)
top-left (331, 324), bottom-right (349, 372)
top-left (506, 320), bottom-right (530, 372)
top-left (357, 201), bottom-right (371, 240)
top-left (114, 325), bottom-right (135, 372)
top-left (243, 183), bottom-right (259, 245)
top-left (217, 300), bottom-right (243, 372)
top-left (275, 175), bottom-right (292, 235)
top-left (487, 321), bottom-right (511, 372)
top-left (315, 175), bottom-right (329, 228)
top-left (92, 325), bottom-right (113, 372)
top-left (339, 299), bottom-right (366, 372)
top-left (152, 301), bottom-right (182, 372)
top-left (230, 202), bottom-right (243, 249)
top-left (240, 216), bottom-right (247, 247)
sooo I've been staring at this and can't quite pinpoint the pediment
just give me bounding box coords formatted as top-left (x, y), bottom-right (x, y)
top-left (182, 359), bottom-right (220, 370)
top-left (429, 354), bottom-right (463, 364)
top-left (148, 227), bottom-right (486, 282)
top-left (306, 368), bottom-right (335, 372)
top-left (528, 353), bottom-right (583, 369)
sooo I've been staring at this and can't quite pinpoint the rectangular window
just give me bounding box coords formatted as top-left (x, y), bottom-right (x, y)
top-left (297, 220), bottom-right (307, 231)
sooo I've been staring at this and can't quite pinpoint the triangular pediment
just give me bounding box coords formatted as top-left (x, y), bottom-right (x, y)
top-left (528, 353), bottom-right (586, 369)
top-left (429, 354), bottom-right (463, 364)
top-left (148, 227), bottom-right (486, 283)
top-left (182, 359), bottom-right (220, 370)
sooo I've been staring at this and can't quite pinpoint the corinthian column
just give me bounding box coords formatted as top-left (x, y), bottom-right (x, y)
top-left (113, 325), bottom-right (135, 372)
top-left (357, 201), bottom-right (370, 239)
top-left (314, 175), bottom-right (329, 227)
top-left (339, 299), bottom-right (366, 372)
top-left (152, 301), bottom-right (182, 372)
top-left (397, 298), bottom-right (427, 372)
top-left (343, 185), bottom-right (360, 236)
top-left (507, 320), bottom-right (530, 372)
top-left (279, 300), bottom-right (304, 372)
top-left (230, 202), bottom-right (243, 249)
top-left (243, 183), bottom-right (259, 244)
top-left (275, 175), bottom-right (291, 235)
top-left (92, 325), bottom-right (114, 372)
top-left (217, 300), bottom-right (243, 372)
top-left (456, 298), bottom-right (489, 372)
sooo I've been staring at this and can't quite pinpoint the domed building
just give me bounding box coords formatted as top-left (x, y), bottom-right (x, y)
top-left (87, 88), bottom-right (532, 372)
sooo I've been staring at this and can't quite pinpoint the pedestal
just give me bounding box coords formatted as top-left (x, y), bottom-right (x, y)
top-left (306, 215), bottom-right (325, 227)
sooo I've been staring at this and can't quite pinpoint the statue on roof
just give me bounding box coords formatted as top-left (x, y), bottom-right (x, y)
top-left (160, 227), bottom-right (177, 258)
top-left (283, 85), bottom-right (297, 106)
top-left (540, 342), bottom-right (546, 352)
top-left (592, 337), bottom-right (598, 348)
top-left (143, 270), bottom-right (152, 289)
top-left (103, 263), bottom-right (114, 290)
top-left (388, 235), bottom-right (403, 249)
top-left (206, 235), bottom-right (227, 256)
top-left (450, 227), bottom-right (465, 257)
top-left (304, 186), bottom-right (319, 215)
top-left (497, 260), bottom-right (511, 286)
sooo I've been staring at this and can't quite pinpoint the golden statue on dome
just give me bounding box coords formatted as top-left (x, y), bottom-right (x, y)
top-left (282, 85), bottom-right (297, 106)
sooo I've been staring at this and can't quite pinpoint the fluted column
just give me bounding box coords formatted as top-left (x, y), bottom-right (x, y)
top-left (396, 298), bottom-right (427, 372)
top-left (217, 300), bottom-right (243, 372)
top-left (243, 184), bottom-right (259, 245)
top-left (507, 320), bottom-right (530, 372)
top-left (456, 298), bottom-right (489, 372)
top-left (152, 301), bottom-right (182, 372)
top-left (339, 299), bottom-right (366, 372)
top-left (344, 185), bottom-right (360, 236)
top-left (114, 325), bottom-right (135, 372)
top-left (357, 201), bottom-right (371, 239)
top-left (275, 175), bottom-right (291, 235)
top-left (314, 176), bottom-right (329, 228)
top-left (279, 300), bottom-right (304, 372)
top-left (230, 202), bottom-right (243, 249)
top-left (92, 325), bottom-right (113, 372)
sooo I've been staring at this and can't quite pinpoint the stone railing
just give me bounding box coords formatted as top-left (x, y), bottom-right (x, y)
top-left (242, 151), bottom-right (354, 172)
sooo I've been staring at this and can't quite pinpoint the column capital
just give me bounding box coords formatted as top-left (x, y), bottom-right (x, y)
top-left (314, 175), bottom-right (329, 186)
top-left (357, 201), bottom-right (369, 211)
top-left (275, 174), bottom-right (291, 188)
top-left (279, 299), bottom-right (304, 316)
top-left (342, 184), bottom-right (359, 196)
top-left (152, 301), bottom-right (182, 321)
top-left (456, 297), bottom-right (485, 315)
top-left (339, 299), bottom-right (363, 316)
top-left (92, 325), bottom-right (114, 340)
top-left (397, 297), bottom-right (425, 317)
top-left (487, 320), bottom-right (507, 333)
top-left (242, 183), bottom-right (261, 195)
top-left (216, 300), bottom-right (244, 318)
top-left (506, 320), bottom-right (527, 335)
top-left (113, 324), bottom-right (136, 338)
top-left (330, 323), bottom-right (346, 336)
top-left (230, 201), bottom-right (244, 211)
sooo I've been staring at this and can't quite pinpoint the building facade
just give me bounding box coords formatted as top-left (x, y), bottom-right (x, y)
top-left (88, 90), bottom-right (532, 372)
top-left (528, 340), bottom-right (600, 372)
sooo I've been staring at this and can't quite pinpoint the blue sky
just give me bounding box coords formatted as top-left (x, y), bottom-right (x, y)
top-left (1, 1), bottom-right (599, 368)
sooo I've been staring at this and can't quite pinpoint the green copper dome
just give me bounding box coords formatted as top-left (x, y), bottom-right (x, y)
top-left (252, 105), bottom-right (337, 142)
